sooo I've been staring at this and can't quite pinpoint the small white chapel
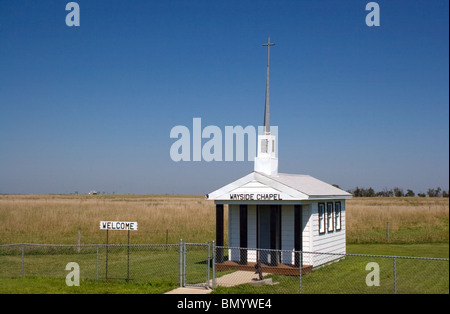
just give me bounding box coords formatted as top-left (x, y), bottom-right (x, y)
top-left (206, 37), bottom-right (352, 271)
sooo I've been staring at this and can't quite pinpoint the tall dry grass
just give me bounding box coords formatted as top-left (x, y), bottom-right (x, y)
top-left (0, 195), bottom-right (448, 245)
top-left (0, 195), bottom-right (223, 245)
top-left (346, 197), bottom-right (449, 243)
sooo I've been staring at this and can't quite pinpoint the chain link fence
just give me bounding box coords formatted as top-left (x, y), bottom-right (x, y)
top-left (1, 243), bottom-right (448, 294)
top-left (214, 246), bottom-right (449, 294)
top-left (0, 243), bottom-right (180, 285)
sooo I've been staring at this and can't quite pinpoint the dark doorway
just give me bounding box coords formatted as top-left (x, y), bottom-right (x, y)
top-left (257, 205), bottom-right (281, 265)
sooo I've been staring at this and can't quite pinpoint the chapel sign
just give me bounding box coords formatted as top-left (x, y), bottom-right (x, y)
top-left (229, 193), bottom-right (282, 201)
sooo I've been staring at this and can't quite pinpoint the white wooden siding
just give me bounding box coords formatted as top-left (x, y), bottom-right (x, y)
top-left (310, 200), bottom-right (346, 267)
top-left (302, 205), bottom-right (311, 252)
top-left (301, 205), bottom-right (313, 266)
top-left (281, 205), bottom-right (294, 250)
top-left (281, 205), bottom-right (294, 264)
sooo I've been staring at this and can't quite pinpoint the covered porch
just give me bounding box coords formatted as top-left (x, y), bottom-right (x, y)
top-left (215, 259), bottom-right (313, 276)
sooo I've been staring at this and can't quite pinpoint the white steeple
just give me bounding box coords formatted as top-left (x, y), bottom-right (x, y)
top-left (254, 36), bottom-right (278, 176)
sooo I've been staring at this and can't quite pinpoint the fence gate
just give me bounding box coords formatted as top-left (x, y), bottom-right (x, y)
top-left (181, 242), bottom-right (212, 289)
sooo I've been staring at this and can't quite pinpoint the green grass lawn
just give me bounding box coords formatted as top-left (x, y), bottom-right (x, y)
top-left (347, 243), bottom-right (449, 258)
top-left (0, 277), bottom-right (176, 294)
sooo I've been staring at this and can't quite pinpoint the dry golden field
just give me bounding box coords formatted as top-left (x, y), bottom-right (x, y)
top-left (0, 194), bottom-right (217, 245)
top-left (346, 197), bottom-right (449, 243)
top-left (0, 194), bottom-right (448, 245)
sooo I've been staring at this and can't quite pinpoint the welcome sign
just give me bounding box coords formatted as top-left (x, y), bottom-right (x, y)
top-left (99, 221), bottom-right (138, 231)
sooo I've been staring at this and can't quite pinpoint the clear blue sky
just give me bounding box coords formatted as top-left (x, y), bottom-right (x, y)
top-left (0, 0), bottom-right (448, 195)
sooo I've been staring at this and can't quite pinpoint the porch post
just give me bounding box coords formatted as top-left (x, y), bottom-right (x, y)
top-left (294, 204), bottom-right (302, 267)
top-left (216, 204), bottom-right (224, 263)
top-left (239, 204), bottom-right (248, 265)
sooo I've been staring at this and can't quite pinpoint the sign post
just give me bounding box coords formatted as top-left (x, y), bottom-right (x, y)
top-left (100, 221), bottom-right (138, 281)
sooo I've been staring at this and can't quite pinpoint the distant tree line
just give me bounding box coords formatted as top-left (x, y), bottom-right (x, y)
top-left (347, 186), bottom-right (449, 198)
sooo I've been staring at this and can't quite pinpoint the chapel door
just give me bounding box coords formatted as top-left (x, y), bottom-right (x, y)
top-left (257, 205), bottom-right (281, 265)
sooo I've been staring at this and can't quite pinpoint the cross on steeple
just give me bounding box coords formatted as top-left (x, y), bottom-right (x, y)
top-left (263, 36), bottom-right (275, 134)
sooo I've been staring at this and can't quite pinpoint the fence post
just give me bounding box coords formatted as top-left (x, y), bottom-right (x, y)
top-left (212, 241), bottom-right (216, 289)
top-left (183, 241), bottom-right (187, 286)
top-left (96, 245), bottom-right (99, 281)
top-left (126, 230), bottom-right (130, 282)
top-left (393, 256), bottom-right (397, 294)
top-left (299, 251), bottom-right (303, 294)
top-left (179, 239), bottom-right (183, 287)
top-left (386, 222), bottom-right (389, 242)
top-left (207, 242), bottom-right (211, 288)
top-left (78, 229), bottom-right (81, 253)
top-left (21, 244), bottom-right (25, 278)
top-left (105, 229), bottom-right (109, 280)
top-left (166, 229), bottom-right (169, 247)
